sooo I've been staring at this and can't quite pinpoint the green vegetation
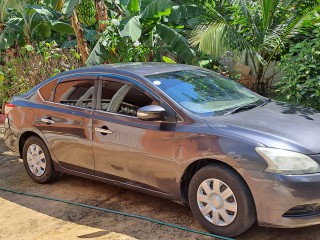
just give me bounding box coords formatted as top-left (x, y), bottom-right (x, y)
top-left (0, 0), bottom-right (319, 111)
top-left (86, 0), bottom-right (197, 65)
top-left (189, 0), bottom-right (320, 94)
top-left (276, 24), bottom-right (320, 110)
top-left (0, 41), bottom-right (82, 106)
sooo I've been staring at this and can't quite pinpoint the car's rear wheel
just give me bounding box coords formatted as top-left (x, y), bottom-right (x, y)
top-left (188, 164), bottom-right (256, 237)
top-left (22, 136), bottom-right (59, 183)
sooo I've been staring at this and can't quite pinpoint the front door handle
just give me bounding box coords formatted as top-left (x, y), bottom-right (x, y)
top-left (41, 117), bottom-right (55, 125)
top-left (95, 127), bottom-right (113, 135)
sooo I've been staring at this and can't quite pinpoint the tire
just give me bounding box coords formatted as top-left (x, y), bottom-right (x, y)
top-left (188, 164), bottom-right (256, 237)
top-left (22, 136), bottom-right (59, 184)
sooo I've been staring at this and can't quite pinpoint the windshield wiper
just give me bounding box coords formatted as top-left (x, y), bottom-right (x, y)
top-left (224, 103), bottom-right (260, 115)
top-left (264, 98), bottom-right (272, 104)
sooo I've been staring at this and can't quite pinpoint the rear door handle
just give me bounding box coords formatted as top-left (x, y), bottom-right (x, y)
top-left (95, 127), bottom-right (113, 135)
top-left (41, 118), bottom-right (55, 124)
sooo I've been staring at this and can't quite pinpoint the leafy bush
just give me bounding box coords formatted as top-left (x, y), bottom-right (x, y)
top-left (87, 17), bottom-right (153, 65)
top-left (0, 41), bottom-right (82, 107)
top-left (275, 26), bottom-right (320, 110)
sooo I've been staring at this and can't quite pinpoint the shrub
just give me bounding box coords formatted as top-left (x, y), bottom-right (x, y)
top-left (275, 26), bottom-right (320, 111)
top-left (0, 41), bottom-right (83, 108)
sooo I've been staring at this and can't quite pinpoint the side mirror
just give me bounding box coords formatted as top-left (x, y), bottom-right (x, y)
top-left (137, 105), bottom-right (166, 121)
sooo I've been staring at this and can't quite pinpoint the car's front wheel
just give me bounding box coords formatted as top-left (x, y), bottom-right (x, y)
top-left (188, 164), bottom-right (256, 237)
top-left (22, 136), bottom-right (59, 183)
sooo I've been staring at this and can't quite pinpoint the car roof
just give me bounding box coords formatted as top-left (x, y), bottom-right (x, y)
top-left (28, 63), bottom-right (199, 95)
top-left (96, 62), bottom-right (198, 76)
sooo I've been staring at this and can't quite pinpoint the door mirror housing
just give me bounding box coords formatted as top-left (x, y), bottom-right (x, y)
top-left (137, 105), bottom-right (166, 121)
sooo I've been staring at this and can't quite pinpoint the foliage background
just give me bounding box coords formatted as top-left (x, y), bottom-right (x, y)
top-left (0, 42), bottom-right (82, 105)
top-left (275, 24), bottom-right (320, 110)
top-left (0, 0), bottom-right (319, 111)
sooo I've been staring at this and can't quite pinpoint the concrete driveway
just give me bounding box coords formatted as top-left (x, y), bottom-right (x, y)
top-left (0, 128), bottom-right (319, 240)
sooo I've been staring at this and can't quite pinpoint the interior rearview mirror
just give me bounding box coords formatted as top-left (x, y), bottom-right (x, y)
top-left (137, 105), bottom-right (166, 121)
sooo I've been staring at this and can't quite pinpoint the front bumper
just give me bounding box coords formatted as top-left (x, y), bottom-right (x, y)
top-left (238, 167), bottom-right (320, 228)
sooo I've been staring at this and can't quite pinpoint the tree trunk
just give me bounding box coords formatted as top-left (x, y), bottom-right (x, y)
top-left (252, 63), bottom-right (265, 94)
top-left (70, 10), bottom-right (90, 65)
top-left (95, 0), bottom-right (108, 32)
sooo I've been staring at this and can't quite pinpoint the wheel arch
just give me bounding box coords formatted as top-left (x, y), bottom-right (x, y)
top-left (19, 131), bottom-right (45, 159)
top-left (180, 159), bottom-right (256, 209)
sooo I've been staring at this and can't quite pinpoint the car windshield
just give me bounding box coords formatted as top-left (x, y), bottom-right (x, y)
top-left (146, 69), bottom-right (264, 116)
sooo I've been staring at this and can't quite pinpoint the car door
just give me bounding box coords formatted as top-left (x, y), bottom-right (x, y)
top-left (37, 74), bottom-right (97, 174)
top-left (93, 75), bottom-right (177, 194)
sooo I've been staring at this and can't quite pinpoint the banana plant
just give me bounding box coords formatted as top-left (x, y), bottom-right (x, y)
top-left (58, 0), bottom-right (109, 64)
top-left (26, 4), bottom-right (74, 38)
top-left (0, 1), bottom-right (74, 50)
top-left (86, 0), bottom-right (198, 66)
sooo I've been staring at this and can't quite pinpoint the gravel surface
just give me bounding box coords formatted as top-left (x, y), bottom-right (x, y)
top-left (0, 128), bottom-right (319, 240)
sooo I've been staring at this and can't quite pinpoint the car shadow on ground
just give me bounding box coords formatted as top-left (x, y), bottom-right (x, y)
top-left (1, 140), bottom-right (320, 240)
top-left (0, 147), bottom-right (212, 240)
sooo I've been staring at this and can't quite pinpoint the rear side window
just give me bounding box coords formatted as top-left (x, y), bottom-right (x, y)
top-left (39, 79), bottom-right (58, 101)
top-left (54, 80), bottom-right (95, 109)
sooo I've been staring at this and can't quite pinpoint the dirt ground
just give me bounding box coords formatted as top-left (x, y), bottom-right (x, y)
top-left (1, 129), bottom-right (320, 240)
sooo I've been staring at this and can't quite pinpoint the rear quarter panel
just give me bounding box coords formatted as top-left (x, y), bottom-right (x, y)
top-left (4, 92), bottom-right (41, 154)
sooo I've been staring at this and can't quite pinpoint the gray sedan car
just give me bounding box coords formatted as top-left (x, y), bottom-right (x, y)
top-left (4, 63), bottom-right (320, 237)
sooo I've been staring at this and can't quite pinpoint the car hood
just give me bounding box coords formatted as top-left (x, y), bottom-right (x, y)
top-left (205, 101), bottom-right (320, 155)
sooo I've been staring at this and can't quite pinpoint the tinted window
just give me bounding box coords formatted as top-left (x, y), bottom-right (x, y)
top-left (39, 79), bottom-right (58, 101)
top-left (146, 70), bottom-right (264, 116)
top-left (54, 80), bottom-right (94, 109)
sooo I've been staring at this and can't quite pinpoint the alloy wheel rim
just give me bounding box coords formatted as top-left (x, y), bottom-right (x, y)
top-left (27, 144), bottom-right (46, 177)
top-left (197, 178), bottom-right (237, 226)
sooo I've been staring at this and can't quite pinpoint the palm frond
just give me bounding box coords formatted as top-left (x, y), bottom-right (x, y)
top-left (264, 0), bottom-right (320, 53)
top-left (189, 3), bottom-right (230, 58)
top-left (260, 0), bottom-right (320, 82)
top-left (190, 20), bottom-right (258, 61)
top-left (280, 0), bottom-right (320, 41)
top-left (190, 23), bottom-right (227, 58)
top-left (260, 0), bottom-right (280, 32)
top-left (238, 0), bottom-right (263, 48)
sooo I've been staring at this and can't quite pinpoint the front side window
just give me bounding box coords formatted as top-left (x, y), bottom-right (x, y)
top-left (118, 87), bottom-right (157, 117)
top-left (146, 70), bottom-right (264, 116)
top-left (100, 80), bottom-right (157, 117)
top-left (54, 80), bottom-right (94, 109)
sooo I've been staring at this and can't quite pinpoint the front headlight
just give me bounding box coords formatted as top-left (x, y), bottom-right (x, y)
top-left (256, 147), bottom-right (320, 174)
